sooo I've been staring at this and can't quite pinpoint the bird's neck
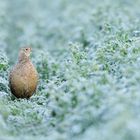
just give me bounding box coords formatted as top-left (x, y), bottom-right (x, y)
top-left (18, 56), bottom-right (30, 64)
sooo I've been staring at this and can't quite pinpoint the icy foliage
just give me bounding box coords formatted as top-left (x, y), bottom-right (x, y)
top-left (0, 0), bottom-right (140, 140)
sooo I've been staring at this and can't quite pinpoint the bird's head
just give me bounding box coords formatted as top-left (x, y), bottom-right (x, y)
top-left (18, 47), bottom-right (32, 62)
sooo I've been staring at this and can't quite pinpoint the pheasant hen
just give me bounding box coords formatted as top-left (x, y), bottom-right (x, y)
top-left (9, 47), bottom-right (38, 98)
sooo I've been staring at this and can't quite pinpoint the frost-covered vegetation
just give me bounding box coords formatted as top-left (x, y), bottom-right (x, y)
top-left (0, 0), bottom-right (140, 140)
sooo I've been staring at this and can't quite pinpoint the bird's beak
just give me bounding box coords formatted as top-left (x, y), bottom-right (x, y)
top-left (29, 47), bottom-right (32, 51)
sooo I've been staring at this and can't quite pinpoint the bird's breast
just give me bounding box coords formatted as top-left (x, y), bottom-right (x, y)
top-left (10, 61), bottom-right (38, 98)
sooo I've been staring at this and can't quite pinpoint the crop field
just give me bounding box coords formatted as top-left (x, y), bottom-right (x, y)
top-left (0, 0), bottom-right (140, 140)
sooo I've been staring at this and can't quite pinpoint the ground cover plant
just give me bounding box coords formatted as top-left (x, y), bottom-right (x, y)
top-left (0, 0), bottom-right (140, 140)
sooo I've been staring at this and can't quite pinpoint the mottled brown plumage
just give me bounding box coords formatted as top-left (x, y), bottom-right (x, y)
top-left (9, 47), bottom-right (38, 99)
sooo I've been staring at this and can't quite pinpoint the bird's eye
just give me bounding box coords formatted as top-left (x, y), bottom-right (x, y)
top-left (25, 48), bottom-right (28, 51)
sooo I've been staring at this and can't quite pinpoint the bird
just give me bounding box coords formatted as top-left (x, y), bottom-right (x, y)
top-left (9, 47), bottom-right (38, 99)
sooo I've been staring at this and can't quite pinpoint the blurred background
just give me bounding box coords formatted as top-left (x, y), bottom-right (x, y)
top-left (1, 0), bottom-right (95, 63)
top-left (0, 0), bottom-right (140, 140)
top-left (2, 0), bottom-right (139, 63)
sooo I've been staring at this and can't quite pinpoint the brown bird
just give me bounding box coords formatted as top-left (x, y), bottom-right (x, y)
top-left (9, 47), bottom-right (38, 99)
